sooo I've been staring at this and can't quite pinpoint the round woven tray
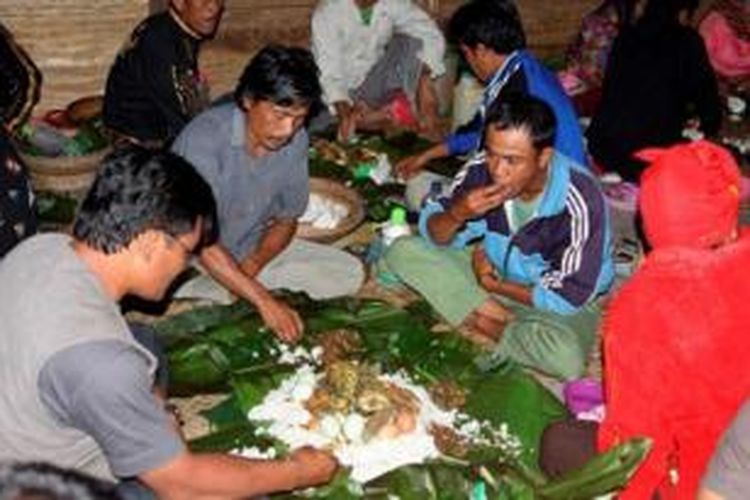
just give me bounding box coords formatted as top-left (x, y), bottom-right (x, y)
top-left (19, 146), bottom-right (111, 194)
top-left (296, 177), bottom-right (365, 244)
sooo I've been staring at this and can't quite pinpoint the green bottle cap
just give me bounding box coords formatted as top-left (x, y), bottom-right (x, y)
top-left (390, 206), bottom-right (407, 225)
top-left (353, 163), bottom-right (373, 180)
top-left (471, 480), bottom-right (487, 500)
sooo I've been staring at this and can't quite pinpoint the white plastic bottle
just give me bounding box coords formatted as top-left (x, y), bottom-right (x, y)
top-left (375, 206), bottom-right (412, 287)
top-left (380, 206), bottom-right (412, 246)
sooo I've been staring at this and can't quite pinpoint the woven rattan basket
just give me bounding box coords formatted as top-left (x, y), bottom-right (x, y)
top-left (296, 177), bottom-right (365, 244)
top-left (19, 147), bottom-right (110, 194)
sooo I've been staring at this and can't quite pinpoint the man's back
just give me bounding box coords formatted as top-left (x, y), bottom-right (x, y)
top-left (587, 19), bottom-right (721, 180)
top-left (600, 231), bottom-right (750, 498)
top-left (0, 232), bottom-right (180, 483)
top-left (0, 234), bottom-right (131, 479)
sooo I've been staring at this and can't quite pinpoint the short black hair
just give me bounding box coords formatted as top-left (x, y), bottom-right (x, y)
top-left (593, 0), bottom-right (638, 28)
top-left (448, 0), bottom-right (526, 54)
top-left (73, 146), bottom-right (219, 255)
top-left (0, 462), bottom-right (120, 500)
top-left (484, 93), bottom-right (556, 150)
top-left (233, 45), bottom-right (323, 116)
top-left (641, 0), bottom-right (699, 21)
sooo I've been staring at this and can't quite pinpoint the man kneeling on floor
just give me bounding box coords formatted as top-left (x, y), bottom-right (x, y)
top-left (384, 93), bottom-right (614, 380)
top-left (0, 147), bottom-right (337, 498)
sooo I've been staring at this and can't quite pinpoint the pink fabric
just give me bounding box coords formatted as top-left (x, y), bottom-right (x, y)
top-left (388, 92), bottom-right (417, 127)
top-left (699, 12), bottom-right (750, 78)
top-left (742, 176), bottom-right (750, 200)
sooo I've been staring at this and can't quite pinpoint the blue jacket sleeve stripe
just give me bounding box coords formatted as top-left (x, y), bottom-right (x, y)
top-left (533, 181), bottom-right (605, 313)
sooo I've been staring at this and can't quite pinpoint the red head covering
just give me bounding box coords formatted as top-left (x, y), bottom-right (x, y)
top-left (637, 140), bottom-right (741, 249)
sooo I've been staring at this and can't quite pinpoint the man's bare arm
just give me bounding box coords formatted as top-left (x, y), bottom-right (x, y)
top-left (199, 244), bottom-right (303, 341)
top-left (240, 218), bottom-right (297, 278)
top-left (140, 447), bottom-right (337, 499)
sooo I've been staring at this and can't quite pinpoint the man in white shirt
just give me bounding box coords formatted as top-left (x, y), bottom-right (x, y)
top-left (311, 0), bottom-right (446, 141)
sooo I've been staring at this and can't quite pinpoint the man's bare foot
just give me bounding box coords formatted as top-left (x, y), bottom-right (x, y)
top-left (455, 299), bottom-right (511, 345)
top-left (415, 68), bottom-right (441, 141)
top-left (473, 312), bottom-right (507, 341)
top-left (457, 314), bottom-right (496, 349)
top-left (356, 105), bottom-right (392, 132)
top-left (475, 299), bottom-right (513, 324)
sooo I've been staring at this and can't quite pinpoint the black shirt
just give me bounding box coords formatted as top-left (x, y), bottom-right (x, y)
top-left (0, 130), bottom-right (36, 258)
top-left (0, 23), bottom-right (41, 131)
top-left (586, 17), bottom-right (721, 182)
top-left (103, 11), bottom-right (209, 145)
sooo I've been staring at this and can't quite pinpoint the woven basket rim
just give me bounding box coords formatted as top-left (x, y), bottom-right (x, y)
top-left (296, 177), bottom-right (365, 244)
top-left (18, 146), bottom-right (111, 176)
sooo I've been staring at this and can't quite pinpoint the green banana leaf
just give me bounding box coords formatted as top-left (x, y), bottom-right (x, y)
top-left (280, 471), bottom-right (364, 499)
top-left (536, 438), bottom-right (651, 499)
top-left (464, 368), bottom-right (567, 470)
top-left (35, 192), bottom-right (78, 226)
top-left (189, 422), bottom-right (271, 454)
top-left (199, 395), bottom-right (247, 434)
top-left (163, 297), bottom-right (645, 498)
top-left (369, 463), bottom-right (472, 500)
top-left (154, 301), bottom-right (253, 347)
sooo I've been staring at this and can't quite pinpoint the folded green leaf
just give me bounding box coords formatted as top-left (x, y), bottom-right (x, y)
top-left (536, 438), bottom-right (651, 499)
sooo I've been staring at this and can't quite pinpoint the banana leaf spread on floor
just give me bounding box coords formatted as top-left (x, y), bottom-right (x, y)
top-left (156, 294), bottom-right (648, 498)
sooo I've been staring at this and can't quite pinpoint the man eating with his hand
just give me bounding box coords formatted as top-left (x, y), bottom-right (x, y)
top-left (384, 94), bottom-right (613, 380)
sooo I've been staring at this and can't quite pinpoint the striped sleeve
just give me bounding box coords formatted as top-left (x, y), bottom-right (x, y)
top-left (532, 173), bottom-right (609, 314)
top-left (417, 156), bottom-right (489, 248)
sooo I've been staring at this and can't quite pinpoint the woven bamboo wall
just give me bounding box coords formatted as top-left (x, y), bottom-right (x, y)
top-left (517, 0), bottom-right (601, 58)
top-left (0, 0), bottom-right (149, 112)
top-left (0, 0), bottom-right (601, 112)
top-left (201, 0), bottom-right (601, 98)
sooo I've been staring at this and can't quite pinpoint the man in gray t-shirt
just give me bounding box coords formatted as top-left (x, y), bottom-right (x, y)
top-left (699, 400), bottom-right (750, 500)
top-left (0, 146), bottom-right (337, 498)
top-left (172, 46), bottom-right (364, 342)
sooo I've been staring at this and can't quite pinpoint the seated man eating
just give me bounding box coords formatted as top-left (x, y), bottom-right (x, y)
top-left (311, 0), bottom-right (446, 141)
top-left (385, 93), bottom-right (613, 380)
top-left (172, 45), bottom-right (365, 341)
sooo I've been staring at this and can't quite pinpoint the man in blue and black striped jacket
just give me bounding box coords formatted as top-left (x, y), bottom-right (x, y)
top-left (385, 93), bottom-right (613, 380)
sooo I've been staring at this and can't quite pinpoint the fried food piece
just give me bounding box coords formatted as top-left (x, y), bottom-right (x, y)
top-left (317, 329), bottom-right (362, 366)
top-left (313, 139), bottom-right (348, 165)
top-left (325, 360), bottom-right (361, 401)
top-left (383, 382), bottom-right (419, 414)
top-left (305, 387), bottom-right (334, 415)
top-left (428, 380), bottom-right (467, 411)
top-left (356, 388), bottom-right (392, 414)
top-left (429, 424), bottom-right (469, 458)
top-left (348, 146), bottom-right (379, 164)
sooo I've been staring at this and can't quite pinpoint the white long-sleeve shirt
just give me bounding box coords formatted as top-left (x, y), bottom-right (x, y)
top-left (311, 0), bottom-right (446, 107)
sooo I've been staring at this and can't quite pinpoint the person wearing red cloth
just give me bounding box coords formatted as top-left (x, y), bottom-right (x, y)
top-left (541, 140), bottom-right (750, 499)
